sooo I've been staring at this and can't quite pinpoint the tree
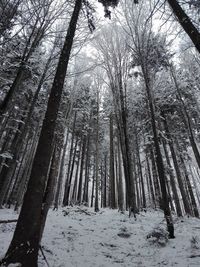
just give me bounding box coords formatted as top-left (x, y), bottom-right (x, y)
top-left (0, 0), bottom-right (83, 265)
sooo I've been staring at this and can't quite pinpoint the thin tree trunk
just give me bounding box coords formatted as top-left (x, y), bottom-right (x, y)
top-left (109, 113), bottom-right (116, 209)
top-left (77, 135), bottom-right (86, 203)
top-left (63, 112), bottom-right (77, 206)
top-left (90, 157), bottom-right (95, 208)
top-left (135, 132), bottom-right (146, 209)
top-left (143, 70), bottom-right (174, 238)
top-left (162, 138), bottom-right (182, 217)
top-left (163, 113), bottom-right (192, 216)
top-left (117, 140), bottom-right (124, 212)
top-left (179, 154), bottom-right (199, 218)
top-left (150, 147), bottom-right (161, 208)
top-left (71, 138), bottom-right (82, 204)
top-left (63, 137), bottom-right (78, 206)
top-left (145, 152), bottom-right (156, 208)
top-left (103, 154), bottom-right (107, 208)
top-left (54, 129), bottom-right (69, 209)
top-left (95, 91), bottom-right (100, 212)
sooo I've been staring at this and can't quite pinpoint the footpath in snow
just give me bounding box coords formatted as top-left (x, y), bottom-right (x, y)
top-left (0, 207), bottom-right (200, 267)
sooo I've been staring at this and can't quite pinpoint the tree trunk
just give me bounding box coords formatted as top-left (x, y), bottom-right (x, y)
top-left (54, 129), bottom-right (69, 209)
top-left (103, 154), bottom-right (107, 208)
top-left (63, 112), bottom-right (77, 206)
top-left (162, 138), bottom-right (182, 217)
top-left (135, 132), bottom-right (146, 209)
top-left (71, 138), bottom-right (82, 204)
top-left (63, 137), bottom-right (78, 206)
top-left (90, 157), bottom-right (95, 208)
top-left (145, 151), bottom-right (156, 208)
top-left (143, 71), bottom-right (174, 238)
top-left (1, 1), bottom-right (82, 265)
top-left (163, 113), bottom-right (192, 216)
top-left (167, 0), bottom-right (200, 54)
top-left (77, 135), bottom-right (86, 203)
top-left (117, 139), bottom-right (124, 212)
top-left (170, 65), bottom-right (200, 170)
top-left (83, 133), bottom-right (91, 205)
top-left (150, 147), bottom-right (161, 208)
top-left (179, 154), bottom-right (199, 218)
top-left (94, 91), bottom-right (100, 212)
top-left (109, 113), bottom-right (116, 209)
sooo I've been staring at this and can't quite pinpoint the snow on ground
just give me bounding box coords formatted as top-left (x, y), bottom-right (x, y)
top-left (0, 207), bottom-right (200, 267)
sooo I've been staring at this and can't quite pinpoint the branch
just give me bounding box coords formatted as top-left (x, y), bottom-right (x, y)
top-left (0, 219), bottom-right (17, 224)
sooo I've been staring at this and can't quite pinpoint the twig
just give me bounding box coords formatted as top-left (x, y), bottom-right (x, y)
top-left (0, 219), bottom-right (17, 224)
top-left (39, 245), bottom-right (50, 267)
top-left (76, 207), bottom-right (92, 216)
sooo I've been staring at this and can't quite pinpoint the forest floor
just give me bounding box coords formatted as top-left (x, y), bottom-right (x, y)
top-left (0, 207), bottom-right (200, 267)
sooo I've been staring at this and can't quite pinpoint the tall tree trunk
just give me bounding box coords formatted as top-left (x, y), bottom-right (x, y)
top-left (170, 65), bottom-right (200, 170)
top-left (167, 0), bottom-right (200, 53)
top-left (179, 154), bottom-right (199, 218)
top-left (163, 113), bottom-right (192, 216)
top-left (77, 135), bottom-right (86, 203)
top-left (117, 140), bottom-right (124, 212)
top-left (90, 157), bottom-right (95, 208)
top-left (135, 132), bottom-right (146, 209)
top-left (54, 129), bottom-right (69, 209)
top-left (83, 133), bottom-right (91, 205)
top-left (143, 70), bottom-right (174, 238)
top-left (1, 1), bottom-right (82, 265)
top-left (103, 154), bottom-right (107, 208)
top-left (71, 138), bottom-right (82, 204)
top-left (94, 91), bottom-right (100, 212)
top-left (109, 113), bottom-right (116, 209)
top-left (162, 138), bottom-right (182, 217)
top-left (150, 147), bottom-right (161, 208)
top-left (63, 112), bottom-right (77, 206)
top-left (145, 151), bottom-right (156, 208)
top-left (63, 137), bottom-right (78, 206)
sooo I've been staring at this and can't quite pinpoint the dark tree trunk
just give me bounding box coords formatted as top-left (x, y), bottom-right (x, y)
top-left (179, 154), bottom-right (199, 218)
top-left (83, 133), bottom-right (91, 205)
top-left (145, 151), bottom-right (156, 208)
top-left (117, 140), bottom-right (124, 212)
top-left (167, 0), bottom-right (200, 54)
top-left (170, 65), bottom-right (200, 170)
top-left (90, 157), bottom-right (95, 208)
top-left (163, 114), bottom-right (192, 216)
top-left (150, 147), bottom-right (161, 208)
top-left (77, 135), bottom-right (86, 203)
top-left (71, 138), bottom-right (82, 204)
top-left (95, 92), bottom-right (100, 212)
top-left (63, 112), bottom-right (77, 206)
top-left (143, 71), bottom-right (174, 238)
top-left (54, 130), bottom-right (69, 209)
top-left (103, 154), bottom-right (107, 208)
top-left (1, 1), bottom-right (82, 266)
top-left (63, 137), bottom-right (78, 206)
top-left (109, 113), bottom-right (116, 209)
top-left (162, 138), bottom-right (182, 217)
top-left (135, 132), bottom-right (146, 209)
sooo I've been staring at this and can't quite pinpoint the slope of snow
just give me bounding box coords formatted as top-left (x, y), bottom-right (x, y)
top-left (0, 207), bottom-right (200, 266)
